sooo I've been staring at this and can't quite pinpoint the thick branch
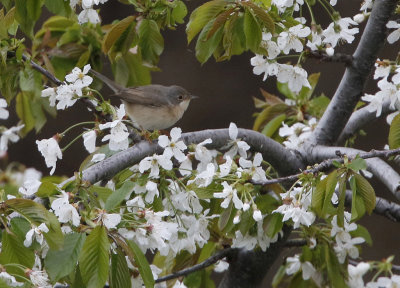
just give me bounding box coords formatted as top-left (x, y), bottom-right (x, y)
top-left (82, 128), bottom-right (305, 184)
top-left (337, 100), bottom-right (392, 144)
top-left (218, 225), bottom-right (291, 288)
top-left (310, 0), bottom-right (398, 145)
top-left (305, 145), bottom-right (400, 199)
top-left (345, 190), bottom-right (400, 222)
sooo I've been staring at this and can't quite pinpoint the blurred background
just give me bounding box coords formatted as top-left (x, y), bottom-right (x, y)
top-left (4, 0), bottom-right (400, 286)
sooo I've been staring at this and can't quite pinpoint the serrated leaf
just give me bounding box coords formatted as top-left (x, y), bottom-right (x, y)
top-left (102, 16), bottom-right (136, 54)
top-left (337, 174), bottom-right (347, 227)
top-left (186, 0), bottom-right (227, 43)
top-left (354, 173), bottom-right (376, 214)
top-left (218, 200), bottom-right (233, 231)
top-left (36, 181), bottom-right (59, 198)
top-left (45, 233), bottom-right (86, 281)
top-left (138, 19), bottom-right (164, 65)
top-left (44, 0), bottom-right (71, 16)
top-left (239, 210), bottom-right (255, 235)
top-left (347, 157), bottom-right (367, 172)
top-left (79, 226), bottom-right (110, 288)
top-left (351, 224), bottom-right (372, 246)
top-left (105, 181), bottom-right (135, 212)
top-left (127, 240), bottom-right (154, 288)
top-left (10, 217), bottom-right (31, 241)
top-left (244, 8), bottom-right (261, 52)
top-left (195, 18), bottom-right (224, 64)
top-left (389, 113), bottom-right (400, 149)
top-left (206, 8), bottom-right (234, 40)
top-left (324, 245), bottom-right (346, 288)
top-left (277, 80), bottom-right (295, 99)
top-left (6, 198), bottom-right (64, 250)
top-left (171, 1), bottom-right (188, 24)
top-left (110, 249), bottom-right (131, 288)
top-left (261, 113), bottom-right (286, 137)
top-left (241, 1), bottom-right (274, 33)
top-left (260, 88), bottom-right (284, 105)
top-left (264, 213), bottom-right (283, 237)
top-left (0, 231), bottom-right (35, 275)
top-left (312, 170), bottom-right (337, 217)
top-left (253, 103), bottom-right (289, 131)
top-left (16, 92), bottom-right (35, 136)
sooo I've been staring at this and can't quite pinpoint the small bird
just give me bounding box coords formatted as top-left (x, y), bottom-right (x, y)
top-left (90, 70), bottom-right (197, 130)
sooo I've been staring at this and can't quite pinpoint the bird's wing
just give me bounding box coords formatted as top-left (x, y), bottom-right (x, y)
top-left (114, 85), bottom-right (173, 107)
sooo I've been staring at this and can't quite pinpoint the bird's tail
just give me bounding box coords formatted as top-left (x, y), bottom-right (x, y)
top-left (90, 69), bottom-right (125, 94)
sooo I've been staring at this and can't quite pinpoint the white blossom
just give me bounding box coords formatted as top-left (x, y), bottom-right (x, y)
top-left (51, 192), bottom-right (81, 226)
top-left (0, 98), bottom-right (9, 119)
top-left (224, 123), bottom-right (250, 159)
top-left (83, 130), bottom-right (97, 153)
top-left (261, 33), bottom-right (280, 59)
top-left (347, 262), bottom-right (370, 288)
top-left (24, 223), bottom-right (49, 247)
top-left (214, 181), bottom-right (243, 210)
top-left (239, 153), bottom-right (267, 182)
top-left (78, 8), bottom-right (100, 24)
top-left (0, 272), bottom-right (23, 286)
top-left (387, 21), bottom-right (400, 44)
top-left (367, 275), bottom-right (400, 288)
top-left (158, 127), bottom-right (187, 162)
top-left (0, 125), bottom-right (24, 152)
top-left (19, 177), bottom-right (41, 196)
top-left (36, 137), bottom-right (63, 175)
top-left (277, 64), bottom-right (311, 93)
top-left (286, 254), bottom-right (316, 281)
top-left (139, 154), bottom-right (173, 178)
top-left (277, 24), bottom-right (311, 54)
top-left (41, 87), bottom-right (57, 107)
top-left (99, 104), bottom-right (130, 151)
top-left (323, 18), bottom-right (359, 48)
top-left (188, 163), bottom-right (216, 187)
top-left (91, 153), bottom-right (105, 162)
top-left (97, 211), bottom-right (121, 229)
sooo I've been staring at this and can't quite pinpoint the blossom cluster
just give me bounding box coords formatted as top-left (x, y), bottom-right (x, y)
top-left (69, 0), bottom-right (109, 24)
top-left (41, 64), bottom-right (93, 110)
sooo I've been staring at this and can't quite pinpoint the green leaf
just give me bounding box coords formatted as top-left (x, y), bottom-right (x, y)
top-left (195, 18), bottom-right (224, 64)
top-left (186, 0), bottom-right (227, 43)
top-left (388, 113), bottom-right (400, 148)
top-left (239, 210), bottom-right (255, 235)
top-left (221, 14), bottom-right (245, 58)
top-left (89, 185), bottom-right (113, 204)
top-left (277, 80), bottom-right (295, 99)
top-left (264, 213), bottom-right (283, 237)
top-left (79, 226), bottom-right (110, 288)
top-left (138, 19), bottom-right (164, 64)
top-left (312, 170), bottom-right (337, 217)
top-left (324, 245), bottom-right (347, 288)
top-left (218, 199), bottom-right (233, 231)
top-left (308, 94), bottom-right (330, 118)
top-left (16, 91), bottom-right (35, 136)
top-left (171, 1), bottom-right (188, 24)
top-left (36, 181), bottom-right (59, 198)
top-left (110, 249), bottom-right (131, 288)
top-left (127, 240), bottom-right (154, 288)
top-left (44, 0), bottom-right (71, 16)
top-left (45, 233), bottom-right (86, 281)
top-left (102, 16), bottom-right (136, 54)
top-left (105, 181), bottom-right (135, 212)
top-left (253, 103), bottom-right (289, 131)
top-left (10, 217), bottom-right (31, 241)
top-left (241, 1), bottom-right (274, 33)
top-left (6, 198), bottom-right (64, 250)
top-left (0, 231), bottom-right (35, 275)
top-left (354, 173), bottom-right (376, 214)
top-left (243, 8), bottom-right (261, 52)
top-left (118, 52), bottom-right (151, 86)
top-left (261, 113), bottom-right (286, 137)
top-left (351, 224), bottom-right (372, 246)
top-left (337, 174), bottom-right (347, 227)
top-left (347, 157), bottom-right (367, 172)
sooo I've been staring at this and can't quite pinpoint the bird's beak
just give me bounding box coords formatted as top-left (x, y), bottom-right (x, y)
top-left (190, 94), bottom-right (199, 99)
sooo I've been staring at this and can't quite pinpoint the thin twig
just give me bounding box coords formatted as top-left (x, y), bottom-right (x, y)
top-left (306, 50), bottom-right (353, 65)
top-left (155, 248), bottom-right (234, 283)
top-left (255, 147), bottom-right (400, 186)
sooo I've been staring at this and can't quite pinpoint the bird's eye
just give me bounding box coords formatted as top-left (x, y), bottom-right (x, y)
top-left (178, 95), bottom-right (184, 101)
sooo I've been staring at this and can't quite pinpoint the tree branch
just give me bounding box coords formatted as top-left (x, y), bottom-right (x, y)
top-left (82, 128), bottom-right (305, 184)
top-left (337, 100), bottom-right (393, 144)
top-left (345, 190), bottom-right (400, 222)
top-left (304, 145), bottom-right (400, 199)
top-left (310, 0), bottom-right (398, 145)
top-left (155, 248), bottom-right (235, 283)
top-left (306, 50), bottom-right (353, 65)
top-left (257, 147), bottom-right (400, 186)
